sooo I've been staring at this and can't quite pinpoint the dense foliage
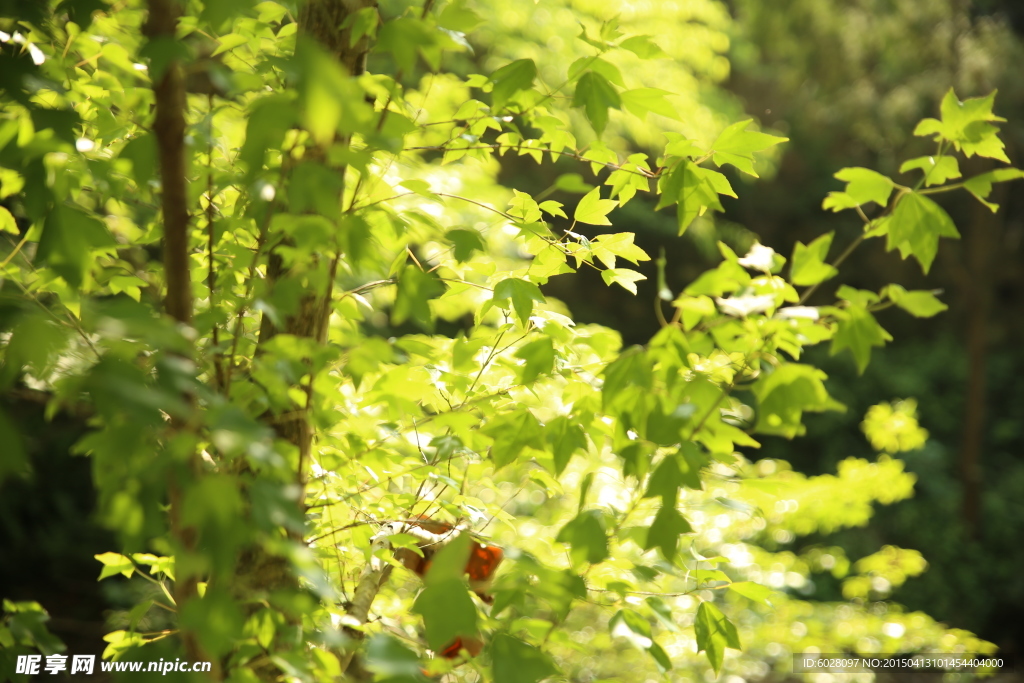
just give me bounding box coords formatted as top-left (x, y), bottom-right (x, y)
top-left (1, 0), bottom-right (1021, 681)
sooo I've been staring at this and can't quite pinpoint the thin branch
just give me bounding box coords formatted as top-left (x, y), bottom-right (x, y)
top-left (406, 145), bottom-right (656, 178)
top-left (0, 232), bottom-right (30, 270)
top-left (205, 94), bottom-right (226, 392)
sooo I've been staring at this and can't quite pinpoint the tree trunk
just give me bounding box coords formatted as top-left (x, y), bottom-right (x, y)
top-left (959, 178), bottom-right (1004, 537)
top-left (245, 0), bottom-right (379, 677)
top-left (146, 0), bottom-right (211, 673)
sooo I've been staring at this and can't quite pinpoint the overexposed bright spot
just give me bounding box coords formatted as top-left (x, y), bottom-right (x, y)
top-left (259, 183), bottom-right (276, 201)
top-left (777, 306), bottom-right (820, 320)
top-left (132, 63), bottom-right (148, 71)
top-left (882, 622), bottom-right (905, 638)
top-left (737, 242), bottom-right (776, 271)
top-left (716, 294), bottom-right (775, 317)
top-left (75, 138), bottom-right (95, 152)
top-left (419, 202), bottom-right (443, 217)
top-left (28, 43), bottom-right (45, 65)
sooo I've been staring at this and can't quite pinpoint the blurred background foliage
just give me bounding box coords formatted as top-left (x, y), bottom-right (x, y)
top-left (470, 0), bottom-right (1024, 670)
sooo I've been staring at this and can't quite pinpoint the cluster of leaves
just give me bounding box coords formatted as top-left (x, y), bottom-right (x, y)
top-left (0, 1), bottom-right (1020, 682)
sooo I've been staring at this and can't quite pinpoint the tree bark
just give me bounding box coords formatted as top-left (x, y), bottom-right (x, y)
top-left (146, 0), bottom-right (211, 673)
top-left (246, 1), bottom-right (378, 677)
top-left (148, 0), bottom-right (192, 327)
top-left (959, 183), bottom-right (1004, 537)
top-left (256, 0), bottom-right (375, 476)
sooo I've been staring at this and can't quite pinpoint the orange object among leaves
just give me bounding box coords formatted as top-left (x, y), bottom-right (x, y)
top-left (392, 516), bottom-right (502, 662)
top-left (394, 517), bottom-right (504, 597)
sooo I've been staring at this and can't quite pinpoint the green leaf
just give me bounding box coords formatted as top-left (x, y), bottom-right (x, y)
top-left (492, 278), bottom-right (546, 326)
top-left (0, 312), bottom-right (71, 387)
top-left (590, 232), bottom-right (651, 267)
top-left (711, 120), bottom-right (787, 177)
top-left (831, 304), bottom-right (893, 374)
top-left (490, 635), bottom-right (558, 683)
top-left (828, 167), bottom-right (894, 208)
top-left (95, 552), bottom-right (135, 580)
top-left (446, 228), bottom-right (485, 262)
top-left (412, 578), bottom-right (478, 650)
top-left (365, 634), bottom-right (426, 679)
top-left (548, 416), bottom-right (587, 475)
top-left (515, 337), bottom-right (555, 384)
top-left (239, 95), bottom-right (296, 180)
top-left (6, 603), bottom-right (65, 656)
top-left (610, 608), bottom-right (654, 652)
top-left (30, 107), bottom-right (81, 146)
top-left (915, 89), bottom-right (1010, 162)
top-left (885, 285), bottom-right (947, 318)
top-left (752, 364), bottom-right (845, 437)
top-left (295, 41), bottom-right (374, 144)
top-left (694, 601), bottom-right (741, 674)
top-left (618, 35), bottom-right (668, 59)
top-left (200, 0), bottom-right (256, 28)
top-left (437, 0), bottom-right (481, 32)
top-left (556, 510), bottom-right (609, 564)
top-left (490, 59), bottom-right (537, 111)
top-left (288, 163), bottom-right (345, 219)
top-left (884, 192), bottom-right (960, 273)
top-left (789, 232), bottom-right (838, 286)
top-left (601, 268), bottom-right (647, 294)
top-left (657, 161), bottom-right (724, 234)
top-left (643, 401), bottom-right (693, 446)
top-left (36, 204), bottom-right (115, 287)
top-left (509, 189), bottom-right (543, 223)
top-left (644, 454), bottom-right (686, 504)
top-left (55, 0), bottom-right (109, 30)
top-left (343, 6), bottom-right (380, 44)
top-left (538, 200), bottom-right (567, 218)
top-left (601, 346), bottom-right (652, 410)
top-left (568, 57), bottom-right (624, 86)
top-left (678, 442), bottom-right (708, 489)
top-left (899, 156), bottom-right (961, 187)
top-left (572, 71), bottom-right (621, 135)
top-left (393, 266), bottom-right (444, 331)
top-left (963, 168), bottom-right (1024, 212)
top-left (212, 33), bottom-right (249, 56)
top-left (727, 581), bottom-right (773, 606)
top-left (483, 410), bottom-right (545, 467)
top-left (574, 188), bottom-right (617, 226)
top-left (648, 641), bottom-right (672, 671)
top-left (643, 506), bottom-right (692, 561)
top-left (0, 206), bottom-right (18, 235)
top-left (620, 88), bottom-right (679, 120)
top-left (424, 534), bottom-right (472, 585)
top-left (376, 17), bottom-right (437, 73)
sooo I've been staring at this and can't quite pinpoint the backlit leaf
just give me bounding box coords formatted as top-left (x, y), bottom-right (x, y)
top-left (884, 192), bottom-right (959, 273)
top-left (695, 601), bottom-right (741, 674)
top-left (573, 71), bottom-right (621, 135)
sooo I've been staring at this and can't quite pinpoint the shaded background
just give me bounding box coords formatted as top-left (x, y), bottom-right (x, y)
top-left (533, 0), bottom-right (1024, 669)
